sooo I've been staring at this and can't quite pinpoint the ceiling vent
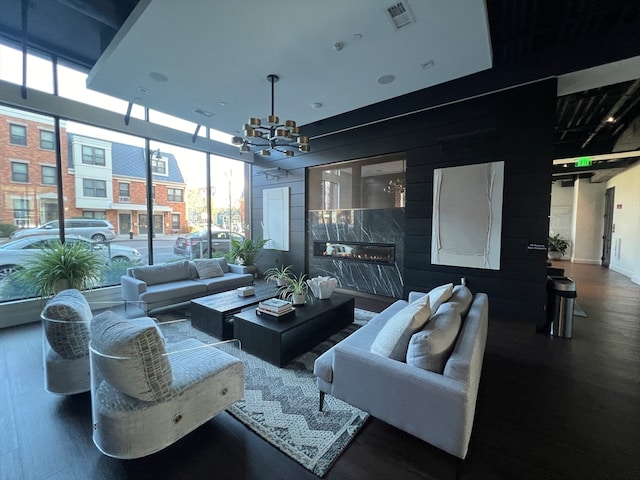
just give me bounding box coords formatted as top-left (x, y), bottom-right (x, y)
top-left (386, 1), bottom-right (416, 30)
top-left (193, 108), bottom-right (214, 118)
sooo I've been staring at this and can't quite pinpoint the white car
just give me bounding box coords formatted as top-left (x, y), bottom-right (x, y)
top-left (10, 219), bottom-right (116, 242)
top-left (0, 235), bottom-right (141, 280)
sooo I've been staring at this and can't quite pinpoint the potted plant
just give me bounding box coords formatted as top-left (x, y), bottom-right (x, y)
top-left (15, 240), bottom-right (104, 297)
top-left (548, 234), bottom-right (570, 260)
top-left (264, 263), bottom-right (293, 286)
top-left (278, 272), bottom-right (309, 306)
top-left (230, 236), bottom-right (269, 276)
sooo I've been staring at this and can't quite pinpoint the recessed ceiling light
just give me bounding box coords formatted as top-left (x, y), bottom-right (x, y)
top-left (136, 86), bottom-right (149, 93)
top-left (353, 33), bottom-right (363, 40)
top-left (377, 74), bottom-right (395, 85)
top-left (149, 72), bottom-right (168, 83)
top-left (219, 101), bottom-right (226, 107)
top-left (311, 102), bottom-right (323, 109)
top-left (606, 116), bottom-right (616, 123)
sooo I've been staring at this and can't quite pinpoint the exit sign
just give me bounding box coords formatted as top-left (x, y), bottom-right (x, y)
top-left (575, 157), bottom-right (592, 167)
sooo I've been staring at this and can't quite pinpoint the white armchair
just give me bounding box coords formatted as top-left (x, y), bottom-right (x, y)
top-left (89, 311), bottom-right (244, 459)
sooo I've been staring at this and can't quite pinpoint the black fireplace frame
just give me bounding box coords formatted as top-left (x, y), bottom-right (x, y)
top-left (313, 241), bottom-right (396, 266)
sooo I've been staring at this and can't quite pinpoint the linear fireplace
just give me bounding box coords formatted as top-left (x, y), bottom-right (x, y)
top-left (313, 241), bottom-right (395, 266)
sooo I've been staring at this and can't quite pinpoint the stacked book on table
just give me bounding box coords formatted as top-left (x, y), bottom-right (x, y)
top-left (256, 298), bottom-right (295, 321)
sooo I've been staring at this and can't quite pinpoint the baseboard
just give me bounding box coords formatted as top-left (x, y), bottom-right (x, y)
top-left (609, 264), bottom-right (634, 279)
top-left (631, 275), bottom-right (640, 286)
top-left (570, 258), bottom-right (602, 265)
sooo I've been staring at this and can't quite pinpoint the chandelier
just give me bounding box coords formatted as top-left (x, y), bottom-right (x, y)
top-left (383, 178), bottom-right (405, 194)
top-left (231, 74), bottom-right (310, 157)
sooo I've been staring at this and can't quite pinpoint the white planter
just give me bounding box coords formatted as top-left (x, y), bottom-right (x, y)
top-left (291, 294), bottom-right (306, 306)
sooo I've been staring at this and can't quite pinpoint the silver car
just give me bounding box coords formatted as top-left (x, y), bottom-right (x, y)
top-left (10, 219), bottom-right (116, 242)
top-left (0, 235), bottom-right (141, 280)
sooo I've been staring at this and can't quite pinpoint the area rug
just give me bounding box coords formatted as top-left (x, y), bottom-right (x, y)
top-left (157, 308), bottom-right (375, 477)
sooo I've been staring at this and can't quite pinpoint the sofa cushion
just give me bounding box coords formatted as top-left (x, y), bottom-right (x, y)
top-left (426, 283), bottom-right (454, 316)
top-left (406, 303), bottom-right (462, 373)
top-left (90, 311), bottom-right (172, 401)
top-left (214, 257), bottom-right (230, 273)
top-left (131, 260), bottom-right (191, 286)
top-left (42, 289), bottom-right (92, 359)
top-left (193, 259), bottom-right (225, 279)
top-left (447, 285), bottom-right (473, 317)
top-left (371, 297), bottom-right (431, 361)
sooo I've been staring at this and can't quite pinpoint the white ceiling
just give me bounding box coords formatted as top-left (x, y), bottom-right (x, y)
top-left (87, 0), bottom-right (492, 140)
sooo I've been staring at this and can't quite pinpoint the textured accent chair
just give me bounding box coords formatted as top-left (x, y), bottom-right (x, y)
top-left (41, 289), bottom-right (150, 395)
top-left (89, 311), bottom-right (244, 459)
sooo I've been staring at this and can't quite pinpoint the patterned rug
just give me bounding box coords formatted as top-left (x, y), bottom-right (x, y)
top-left (157, 308), bottom-right (376, 477)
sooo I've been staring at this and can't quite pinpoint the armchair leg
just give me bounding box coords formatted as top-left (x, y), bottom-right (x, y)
top-left (319, 391), bottom-right (325, 412)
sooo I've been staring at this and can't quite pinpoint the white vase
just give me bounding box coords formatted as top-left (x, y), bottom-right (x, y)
top-left (548, 251), bottom-right (563, 260)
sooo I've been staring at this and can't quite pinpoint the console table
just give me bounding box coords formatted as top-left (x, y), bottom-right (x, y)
top-left (232, 293), bottom-right (355, 366)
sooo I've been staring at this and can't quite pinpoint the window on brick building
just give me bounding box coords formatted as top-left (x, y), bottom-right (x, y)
top-left (81, 145), bottom-right (106, 165)
top-left (168, 188), bottom-right (183, 202)
top-left (9, 124), bottom-right (27, 145)
top-left (11, 162), bottom-right (29, 182)
top-left (172, 213), bottom-right (180, 230)
top-left (41, 165), bottom-right (56, 185)
top-left (83, 178), bottom-right (107, 197)
top-left (118, 182), bottom-right (130, 202)
top-left (151, 157), bottom-right (167, 175)
top-left (13, 198), bottom-right (30, 226)
top-left (40, 130), bottom-right (55, 150)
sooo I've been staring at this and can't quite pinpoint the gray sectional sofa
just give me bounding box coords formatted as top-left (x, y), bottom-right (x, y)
top-left (121, 258), bottom-right (253, 313)
top-left (314, 284), bottom-right (488, 460)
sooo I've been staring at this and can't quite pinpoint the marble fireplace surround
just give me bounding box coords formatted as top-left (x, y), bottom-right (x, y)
top-left (308, 208), bottom-right (404, 298)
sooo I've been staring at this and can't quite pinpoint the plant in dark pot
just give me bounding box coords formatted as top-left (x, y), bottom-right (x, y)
top-left (547, 234), bottom-right (570, 260)
top-left (15, 239), bottom-right (104, 297)
top-left (264, 263), bottom-right (293, 286)
top-left (230, 236), bottom-right (269, 277)
top-left (278, 272), bottom-right (309, 306)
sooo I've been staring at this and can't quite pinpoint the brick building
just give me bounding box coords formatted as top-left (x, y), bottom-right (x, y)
top-left (1, 107), bottom-right (187, 235)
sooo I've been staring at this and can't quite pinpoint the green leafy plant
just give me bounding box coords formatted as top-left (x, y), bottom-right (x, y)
top-left (15, 240), bottom-right (104, 297)
top-left (548, 234), bottom-right (570, 255)
top-left (229, 236), bottom-right (269, 266)
top-left (263, 263), bottom-right (293, 285)
top-left (278, 272), bottom-right (310, 304)
top-left (0, 223), bottom-right (17, 238)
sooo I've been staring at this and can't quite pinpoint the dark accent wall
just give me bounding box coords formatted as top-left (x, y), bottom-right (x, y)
top-left (252, 79), bottom-right (555, 324)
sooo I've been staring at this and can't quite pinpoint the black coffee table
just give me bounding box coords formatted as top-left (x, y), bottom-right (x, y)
top-left (232, 292), bottom-right (355, 367)
top-left (191, 283), bottom-right (279, 340)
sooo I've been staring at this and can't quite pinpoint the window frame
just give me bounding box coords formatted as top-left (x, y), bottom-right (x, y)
top-left (82, 178), bottom-right (107, 198)
top-left (39, 130), bottom-right (55, 150)
top-left (11, 161), bottom-right (29, 182)
top-left (167, 187), bottom-right (183, 202)
top-left (41, 165), bottom-right (56, 185)
top-left (81, 145), bottom-right (106, 166)
top-left (9, 123), bottom-right (27, 146)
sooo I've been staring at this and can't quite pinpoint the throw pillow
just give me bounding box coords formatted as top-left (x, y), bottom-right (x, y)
top-left (193, 259), bottom-right (225, 279)
top-left (90, 311), bottom-right (172, 401)
top-left (406, 303), bottom-right (462, 373)
top-left (42, 289), bottom-right (92, 359)
top-left (425, 283), bottom-right (454, 316)
top-left (447, 285), bottom-right (473, 317)
top-left (371, 297), bottom-right (431, 360)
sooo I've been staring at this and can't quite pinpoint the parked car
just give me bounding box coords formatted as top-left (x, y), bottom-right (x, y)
top-left (173, 229), bottom-right (244, 258)
top-left (10, 219), bottom-right (116, 242)
top-left (0, 235), bottom-right (141, 280)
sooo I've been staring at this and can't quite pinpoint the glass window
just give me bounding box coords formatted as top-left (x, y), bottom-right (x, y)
top-left (82, 145), bottom-right (106, 165)
top-left (10, 124), bottom-right (27, 145)
top-left (11, 162), bottom-right (29, 182)
top-left (41, 165), bottom-right (56, 185)
top-left (83, 178), bottom-right (107, 197)
top-left (12, 199), bottom-right (30, 226)
top-left (0, 43), bottom-right (54, 93)
top-left (119, 183), bottom-right (130, 198)
top-left (151, 157), bottom-right (167, 175)
top-left (40, 130), bottom-right (55, 150)
top-left (168, 188), bottom-right (183, 202)
top-left (82, 211), bottom-right (106, 219)
top-left (172, 213), bottom-right (180, 230)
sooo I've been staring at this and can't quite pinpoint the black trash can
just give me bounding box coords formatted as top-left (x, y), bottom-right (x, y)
top-left (546, 276), bottom-right (577, 338)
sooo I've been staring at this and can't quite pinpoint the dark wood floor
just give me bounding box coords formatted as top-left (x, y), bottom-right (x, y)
top-left (1, 263), bottom-right (639, 479)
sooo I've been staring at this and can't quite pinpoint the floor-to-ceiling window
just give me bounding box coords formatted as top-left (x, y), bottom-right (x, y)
top-left (0, 39), bottom-right (247, 308)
